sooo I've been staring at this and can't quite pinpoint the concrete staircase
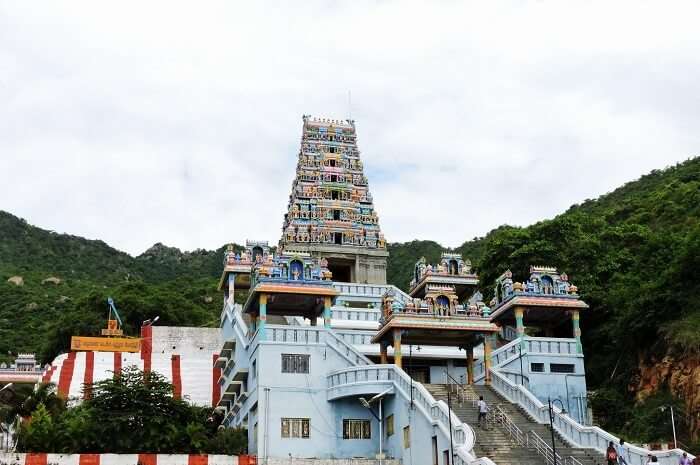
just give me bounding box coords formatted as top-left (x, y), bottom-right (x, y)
top-left (424, 384), bottom-right (605, 465)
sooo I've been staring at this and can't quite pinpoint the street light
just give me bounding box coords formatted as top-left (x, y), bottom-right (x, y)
top-left (548, 397), bottom-right (567, 465)
top-left (359, 387), bottom-right (392, 465)
top-left (408, 345), bottom-right (421, 409)
top-left (517, 344), bottom-right (524, 385)
top-left (659, 405), bottom-right (677, 449)
top-left (141, 316), bottom-right (160, 326)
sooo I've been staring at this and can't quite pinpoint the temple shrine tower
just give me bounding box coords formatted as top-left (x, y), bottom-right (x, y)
top-left (279, 115), bottom-right (388, 284)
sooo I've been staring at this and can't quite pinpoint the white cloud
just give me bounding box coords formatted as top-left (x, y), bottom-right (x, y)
top-left (1, 1), bottom-right (698, 255)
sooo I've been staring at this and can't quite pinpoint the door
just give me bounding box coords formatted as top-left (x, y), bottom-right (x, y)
top-left (432, 436), bottom-right (438, 465)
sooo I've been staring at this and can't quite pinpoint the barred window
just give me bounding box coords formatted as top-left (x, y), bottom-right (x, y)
top-left (281, 418), bottom-right (310, 438)
top-left (385, 414), bottom-right (394, 437)
top-left (530, 363), bottom-right (545, 373)
top-left (281, 354), bottom-right (310, 373)
top-left (343, 419), bottom-right (371, 439)
top-left (550, 363), bottom-right (575, 373)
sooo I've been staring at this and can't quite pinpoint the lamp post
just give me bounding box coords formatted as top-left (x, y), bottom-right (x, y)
top-left (447, 387), bottom-right (454, 465)
top-left (660, 405), bottom-right (677, 449)
top-left (408, 345), bottom-right (421, 409)
top-left (548, 397), bottom-right (566, 465)
top-left (517, 344), bottom-right (524, 385)
top-left (359, 388), bottom-right (392, 465)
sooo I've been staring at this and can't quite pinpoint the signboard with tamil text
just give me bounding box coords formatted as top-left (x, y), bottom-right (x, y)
top-left (71, 336), bottom-right (140, 352)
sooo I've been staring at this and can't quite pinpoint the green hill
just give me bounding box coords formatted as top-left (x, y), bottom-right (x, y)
top-left (2, 157), bottom-right (699, 445)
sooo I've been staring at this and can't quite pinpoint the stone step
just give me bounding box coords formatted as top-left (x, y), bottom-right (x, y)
top-left (424, 383), bottom-right (605, 465)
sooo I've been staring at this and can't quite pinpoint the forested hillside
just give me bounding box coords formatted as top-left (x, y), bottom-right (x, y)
top-left (1, 157), bottom-right (699, 446)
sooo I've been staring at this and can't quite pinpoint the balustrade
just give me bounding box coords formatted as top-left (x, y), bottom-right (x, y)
top-left (326, 364), bottom-right (490, 464)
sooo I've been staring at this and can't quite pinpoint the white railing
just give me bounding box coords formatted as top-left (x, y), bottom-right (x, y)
top-left (327, 365), bottom-right (496, 465)
top-left (325, 329), bottom-right (373, 366)
top-left (231, 304), bottom-right (249, 349)
top-left (267, 325), bottom-right (323, 344)
top-left (474, 337), bottom-right (580, 382)
top-left (333, 283), bottom-right (413, 305)
top-left (331, 308), bottom-right (382, 321)
top-left (489, 368), bottom-right (696, 465)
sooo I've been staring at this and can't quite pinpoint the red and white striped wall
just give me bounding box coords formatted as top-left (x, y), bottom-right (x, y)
top-left (43, 327), bottom-right (223, 407)
top-left (0, 453), bottom-right (240, 465)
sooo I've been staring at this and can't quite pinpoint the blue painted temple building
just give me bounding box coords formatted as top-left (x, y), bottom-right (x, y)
top-left (213, 116), bottom-right (692, 465)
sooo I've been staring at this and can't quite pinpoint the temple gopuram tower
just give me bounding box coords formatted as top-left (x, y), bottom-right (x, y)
top-left (279, 115), bottom-right (388, 284)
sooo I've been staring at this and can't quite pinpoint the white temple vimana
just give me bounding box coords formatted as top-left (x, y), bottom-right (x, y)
top-left (45, 116), bottom-right (694, 465)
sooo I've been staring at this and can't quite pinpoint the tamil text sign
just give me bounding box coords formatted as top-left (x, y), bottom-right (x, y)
top-left (71, 336), bottom-right (140, 352)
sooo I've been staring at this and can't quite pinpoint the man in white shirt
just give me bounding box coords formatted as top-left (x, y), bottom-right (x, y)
top-left (477, 396), bottom-right (488, 428)
top-left (616, 439), bottom-right (628, 465)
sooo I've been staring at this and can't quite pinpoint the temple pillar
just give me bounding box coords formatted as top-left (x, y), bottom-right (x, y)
top-left (484, 335), bottom-right (493, 385)
top-left (380, 341), bottom-right (388, 364)
top-left (323, 296), bottom-right (332, 328)
top-left (393, 329), bottom-right (402, 369)
top-left (258, 294), bottom-right (267, 340)
top-left (466, 347), bottom-right (474, 385)
top-left (572, 310), bottom-right (582, 354)
top-left (515, 306), bottom-right (525, 349)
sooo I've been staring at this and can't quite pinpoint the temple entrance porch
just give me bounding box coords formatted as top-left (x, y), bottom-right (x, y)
top-left (371, 312), bottom-right (499, 385)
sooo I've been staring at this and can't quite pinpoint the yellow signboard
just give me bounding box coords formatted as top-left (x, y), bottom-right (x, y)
top-left (101, 328), bottom-right (124, 336)
top-left (71, 336), bottom-right (140, 353)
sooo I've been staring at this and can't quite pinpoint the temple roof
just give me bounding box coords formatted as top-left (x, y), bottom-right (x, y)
top-left (279, 115), bottom-right (386, 252)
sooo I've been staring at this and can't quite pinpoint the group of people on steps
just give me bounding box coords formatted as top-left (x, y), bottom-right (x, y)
top-left (607, 439), bottom-right (696, 465)
top-left (474, 397), bottom-right (696, 465)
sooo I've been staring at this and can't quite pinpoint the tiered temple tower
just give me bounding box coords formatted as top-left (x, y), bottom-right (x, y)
top-left (279, 115), bottom-right (388, 284)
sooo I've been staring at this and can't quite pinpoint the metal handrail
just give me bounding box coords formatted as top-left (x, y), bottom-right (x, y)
top-left (444, 371), bottom-right (469, 405)
top-left (488, 404), bottom-right (526, 446)
top-left (527, 430), bottom-right (564, 465)
top-left (565, 456), bottom-right (585, 465)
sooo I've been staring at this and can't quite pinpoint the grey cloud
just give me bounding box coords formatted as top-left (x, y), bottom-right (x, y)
top-left (1, 1), bottom-right (698, 254)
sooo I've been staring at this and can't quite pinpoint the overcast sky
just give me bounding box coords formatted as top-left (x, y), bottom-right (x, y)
top-left (1, 2), bottom-right (698, 256)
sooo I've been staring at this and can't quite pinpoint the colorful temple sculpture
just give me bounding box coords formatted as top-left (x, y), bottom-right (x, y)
top-left (372, 254), bottom-right (499, 385)
top-left (489, 266), bottom-right (588, 353)
top-left (279, 116), bottom-right (388, 284)
top-left (39, 116), bottom-right (693, 465)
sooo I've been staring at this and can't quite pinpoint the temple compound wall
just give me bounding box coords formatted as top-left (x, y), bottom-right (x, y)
top-left (45, 327), bottom-right (222, 406)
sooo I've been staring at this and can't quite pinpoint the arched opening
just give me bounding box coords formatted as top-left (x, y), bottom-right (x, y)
top-left (289, 260), bottom-right (304, 280)
top-left (449, 260), bottom-right (459, 275)
top-left (436, 295), bottom-right (450, 311)
top-left (252, 246), bottom-right (263, 263)
top-left (541, 275), bottom-right (554, 294)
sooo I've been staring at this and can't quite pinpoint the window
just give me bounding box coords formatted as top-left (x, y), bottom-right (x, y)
top-left (330, 174), bottom-right (337, 182)
top-left (385, 414), bottom-right (394, 437)
top-left (281, 354), bottom-right (310, 373)
top-left (343, 419), bottom-right (371, 439)
top-left (334, 232), bottom-right (343, 245)
top-left (403, 425), bottom-right (411, 448)
top-left (329, 159), bottom-right (336, 167)
top-left (550, 363), bottom-right (575, 373)
top-left (333, 209), bottom-right (341, 220)
top-left (281, 418), bottom-right (310, 438)
top-left (530, 363), bottom-right (544, 373)
top-left (252, 360), bottom-right (257, 379)
top-left (331, 190), bottom-right (339, 200)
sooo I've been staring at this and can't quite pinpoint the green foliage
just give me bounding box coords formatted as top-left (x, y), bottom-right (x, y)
top-left (16, 367), bottom-right (247, 454)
